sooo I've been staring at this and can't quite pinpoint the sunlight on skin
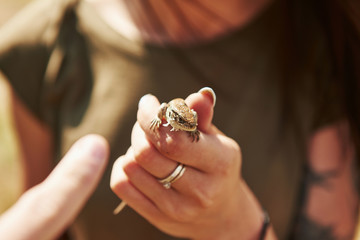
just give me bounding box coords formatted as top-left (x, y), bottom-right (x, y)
top-left (0, 0), bottom-right (33, 214)
top-left (0, 76), bottom-right (22, 214)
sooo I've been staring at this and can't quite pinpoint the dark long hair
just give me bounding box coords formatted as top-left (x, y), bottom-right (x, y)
top-left (323, 0), bottom-right (360, 151)
top-left (280, 0), bottom-right (360, 153)
top-left (281, 2), bottom-right (360, 237)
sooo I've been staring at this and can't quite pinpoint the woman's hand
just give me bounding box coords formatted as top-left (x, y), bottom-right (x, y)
top-left (111, 89), bottom-right (273, 240)
top-left (0, 135), bottom-right (109, 240)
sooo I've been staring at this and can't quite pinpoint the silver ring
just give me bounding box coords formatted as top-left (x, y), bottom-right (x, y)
top-left (158, 163), bottom-right (186, 189)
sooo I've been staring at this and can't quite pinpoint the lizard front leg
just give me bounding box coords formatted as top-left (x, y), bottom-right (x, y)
top-left (189, 130), bottom-right (200, 142)
top-left (150, 103), bottom-right (168, 131)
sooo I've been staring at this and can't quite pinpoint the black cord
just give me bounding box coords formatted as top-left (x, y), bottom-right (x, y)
top-left (259, 209), bottom-right (270, 240)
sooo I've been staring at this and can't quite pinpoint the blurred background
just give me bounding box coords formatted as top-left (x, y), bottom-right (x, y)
top-left (0, 0), bottom-right (32, 214)
top-left (0, 0), bottom-right (29, 24)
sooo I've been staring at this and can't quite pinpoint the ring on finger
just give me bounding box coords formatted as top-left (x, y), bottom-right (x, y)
top-left (158, 163), bottom-right (186, 189)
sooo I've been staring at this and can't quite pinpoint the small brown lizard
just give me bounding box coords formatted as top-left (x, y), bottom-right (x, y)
top-left (150, 98), bottom-right (200, 142)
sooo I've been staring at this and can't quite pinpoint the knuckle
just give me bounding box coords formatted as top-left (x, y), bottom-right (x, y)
top-left (215, 139), bottom-right (241, 176)
top-left (161, 197), bottom-right (199, 223)
top-left (167, 204), bottom-right (197, 223)
top-left (110, 157), bottom-right (128, 194)
top-left (110, 174), bottom-right (123, 193)
top-left (161, 201), bottom-right (178, 220)
top-left (194, 184), bottom-right (216, 209)
top-left (110, 176), bottom-right (130, 199)
top-left (111, 185), bottom-right (126, 199)
top-left (230, 139), bottom-right (242, 157)
top-left (216, 159), bottom-right (233, 176)
top-left (133, 143), bottom-right (157, 166)
top-left (198, 193), bottom-right (215, 210)
top-left (156, 135), bottom-right (186, 158)
top-left (214, 156), bottom-right (235, 177)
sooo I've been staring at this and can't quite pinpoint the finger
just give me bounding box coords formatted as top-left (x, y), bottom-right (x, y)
top-left (131, 121), bottom-right (208, 193)
top-left (137, 94), bottom-right (239, 173)
top-left (0, 134), bottom-right (109, 240)
top-left (131, 121), bottom-right (234, 212)
top-left (110, 151), bottom-right (166, 222)
top-left (118, 147), bottom-right (202, 221)
top-left (186, 87), bottom-right (216, 134)
top-left (111, 153), bottom-right (197, 236)
top-left (122, 147), bottom-right (180, 205)
top-left (132, 121), bottom-right (181, 177)
top-left (118, 150), bottom-right (219, 225)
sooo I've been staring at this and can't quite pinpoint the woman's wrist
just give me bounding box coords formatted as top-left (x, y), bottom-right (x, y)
top-left (235, 180), bottom-right (276, 240)
top-left (233, 180), bottom-right (269, 240)
top-left (194, 179), bottom-right (273, 240)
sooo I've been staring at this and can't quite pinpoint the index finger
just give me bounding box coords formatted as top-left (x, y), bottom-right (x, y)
top-left (0, 135), bottom-right (109, 240)
top-left (136, 93), bottom-right (239, 173)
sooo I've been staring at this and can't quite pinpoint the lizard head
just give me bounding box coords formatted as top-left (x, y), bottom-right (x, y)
top-left (168, 109), bottom-right (198, 132)
top-left (165, 99), bottom-right (198, 132)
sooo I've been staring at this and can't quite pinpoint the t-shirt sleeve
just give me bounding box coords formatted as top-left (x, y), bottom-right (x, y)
top-left (0, 0), bottom-right (79, 123)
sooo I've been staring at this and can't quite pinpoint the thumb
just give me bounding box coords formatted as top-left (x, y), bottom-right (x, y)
top-left (185, 87), bottom-right (216, 134)
top-left (0, 134), bottom-right (109, 240)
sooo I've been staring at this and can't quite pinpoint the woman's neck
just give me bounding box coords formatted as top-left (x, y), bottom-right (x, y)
top-left (86, 0), bottom-right (272, 46)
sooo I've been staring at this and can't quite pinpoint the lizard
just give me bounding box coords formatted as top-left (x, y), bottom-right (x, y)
top-left (150, 98), bottom-right (200, 142)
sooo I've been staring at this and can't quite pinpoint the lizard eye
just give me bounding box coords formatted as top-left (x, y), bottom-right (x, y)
top-left (171, 110), bottom-right (186, 124)
top-left (177, 117), bottom-right (186, 124)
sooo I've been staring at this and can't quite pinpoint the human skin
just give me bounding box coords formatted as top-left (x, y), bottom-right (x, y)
top-left (110, 88), bottom-right (358, 239)
top-left (87, 0), bottom-right (273, 45)
top-left (0, 135), bottom-right (109, 240)
top-left (110, 91), bottom-right (277, 240)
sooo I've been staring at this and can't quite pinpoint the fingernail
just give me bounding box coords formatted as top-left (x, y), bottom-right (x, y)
top-left (198, 87), bottom-right (216, 107)
top-left (138, 94), bottom-right (153, 109)
top-left (76, 135), bottom-right (108, 162)
top-left (91, 141), bottom-right (108, 162)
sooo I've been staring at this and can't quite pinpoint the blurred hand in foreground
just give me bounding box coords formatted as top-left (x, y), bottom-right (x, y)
top-left (0, 134), bottom-right (109, 240)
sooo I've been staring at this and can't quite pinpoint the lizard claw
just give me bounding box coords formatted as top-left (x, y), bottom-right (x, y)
top-left (189, 130), bottom-right (200, 142)
top-left (150, 117), bottom-right (162, 131)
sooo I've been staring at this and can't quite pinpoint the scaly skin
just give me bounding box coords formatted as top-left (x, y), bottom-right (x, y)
top-left (150, 98), bottom-right (200, 142)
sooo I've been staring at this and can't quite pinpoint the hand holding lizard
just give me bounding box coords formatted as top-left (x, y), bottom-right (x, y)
top-left (110, 88), bottom-right (274, 240)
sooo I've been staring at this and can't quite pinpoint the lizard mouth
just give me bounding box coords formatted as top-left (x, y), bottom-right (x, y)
top-left (167, 118), bottom-right (197, 132)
